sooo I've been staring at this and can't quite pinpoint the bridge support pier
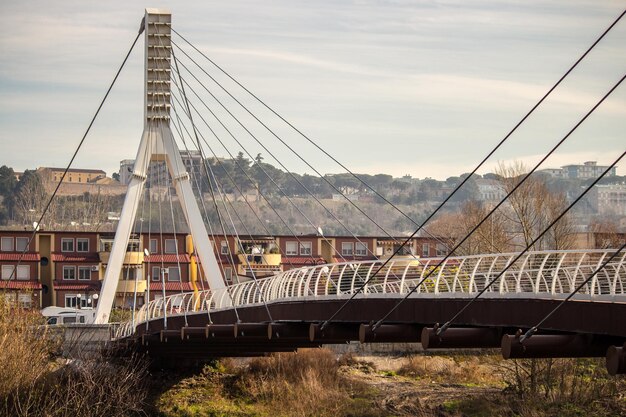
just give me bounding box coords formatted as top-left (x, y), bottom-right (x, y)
top-left (606, 344), bottom-right (626, 375)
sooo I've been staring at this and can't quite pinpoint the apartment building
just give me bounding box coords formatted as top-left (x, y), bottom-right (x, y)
top-left (0, 229), bottom-right (444, 311)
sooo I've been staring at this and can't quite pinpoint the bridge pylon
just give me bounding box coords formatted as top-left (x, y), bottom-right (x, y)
top-left (94, 9), bottom-right (226, 324)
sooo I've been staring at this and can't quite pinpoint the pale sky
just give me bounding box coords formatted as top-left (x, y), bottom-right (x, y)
top-left (0, 0), bottom-right (625, 180)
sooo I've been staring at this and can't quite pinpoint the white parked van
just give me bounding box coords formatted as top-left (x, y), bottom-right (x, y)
top-left (41, 306), bottom-right (96, 325)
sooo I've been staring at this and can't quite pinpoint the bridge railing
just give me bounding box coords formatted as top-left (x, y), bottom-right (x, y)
top-left (114, 249), bottom-right (626, 339)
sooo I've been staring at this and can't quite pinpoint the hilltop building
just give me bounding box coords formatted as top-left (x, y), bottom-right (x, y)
top-left (37, 167), bottom-right (106, 183)
top-left (119, 150), bottom-right (204, 187)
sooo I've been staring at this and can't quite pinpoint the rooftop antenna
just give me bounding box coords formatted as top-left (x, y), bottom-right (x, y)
top-left (94, 9), bottom-right (227, 324)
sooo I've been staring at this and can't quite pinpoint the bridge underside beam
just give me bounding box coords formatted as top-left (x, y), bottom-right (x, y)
top-left (120, 297), bottom-right (626, 361)
top-left (421, 327), bottom-right (502, 349)
top-left (606, 344), bottom-right (626, 375)
top-left (501, 334), bottom-right (620, 359)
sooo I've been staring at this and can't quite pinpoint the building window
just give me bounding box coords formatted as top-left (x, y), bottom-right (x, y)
top-left (1, 265), bottom-right (14, 280)
top-left (121, 268), bottom-right (136, 281)
top-left (152, 266), bottom-right (161, 281)
top-left (16, 265), bottom-right (29, 280)
top-left (61, 238), bottom-right (74, 252)
top-left (64, 295), bottom-right (87, 308)
top-left (436, 244), bottom-right (447, 257)
top-left (220, 240), bottom-right (229, 255)
top-left (15, 237), bottom-right (29, 252)
top-left (224, 267), bottom-right (233, 284)
top-left (77, 238), bottom-right (89, 252)
top-left (127, 239), bottom-right (140, 252)
top-left (150, 239), bottom-right (158, 254)
top-left (341, 242), bottom-right (354, 256)
top-left (165, 239), bottom-right (177, 254)
top-left (300, 242), bottom-right (312, 256)
top-left (355, 242), bottom-right (367, 256)
top-left (63, 266), bottom-right (76, 280)
top-left (422, 243), bottom-right (430, 257)
top-left (78, 266), bottom-right (91, 281)
top-left (168, 267), bottom-right (181, 281)
top-left (1, 237), bottom-right (13, 252)
top-left (286, 241), bottom-right (298, 256)
top-left (18, 293), bottom-right (32, 309)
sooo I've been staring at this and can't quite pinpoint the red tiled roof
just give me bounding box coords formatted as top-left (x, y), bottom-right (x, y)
top-left (0, 253), bottom-right (40, 262)
top-left (283, 257), bottom-right (326, 265)
top-left (53, 282), bottom-right (101, 291)
top-left (149, 282), bottom-right (194, 291)
top-left (0, 280), bottom-right (42, 290)
top-left (145, 254), bottom-right (190, 263)
top-left (51, 253), bottom-right (100, 262)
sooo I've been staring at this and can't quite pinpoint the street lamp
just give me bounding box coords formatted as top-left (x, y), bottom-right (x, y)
top-left (76, 294), bottom-right (83, 323)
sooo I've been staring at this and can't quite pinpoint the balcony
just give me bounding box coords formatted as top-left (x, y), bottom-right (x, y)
top-left (99, 251), bottom-right (144, 265)
top-left (116, 279), bottom-right (147, 293)
top-left (99, 238), bottom-right (144, 265)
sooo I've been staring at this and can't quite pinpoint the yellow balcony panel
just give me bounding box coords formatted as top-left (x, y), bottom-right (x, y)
top-left (116, 280), bottom-right (147, 293)
top-left (99, 251), bottom-right (144, 265)
top-left (237, 253), bottom-right (282, 266)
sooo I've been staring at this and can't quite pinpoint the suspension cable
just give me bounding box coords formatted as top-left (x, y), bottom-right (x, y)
top-left (168, 64), bottom-right (341, 270)
top-left (168, 11), bottom-right (626, 327)
top-left (169, 7), bottom-right (626, 252)
top-left (149, 36), bottom-right (242, 321)
top-left (171, 44), bottom-right (426, 258)
top-left (168, 68), bottom-right (379, 272)
top-left (171, 57), bottom-right (395, 277)
top-left (520, 242), bottom-right (626, 343)
top-left (370, 72), bottom-right (626, 330)
top-left (170, 56), bottom-right (274, 321)
top-left (7, 28), bottom-right (143, 282)
top-left (436, 152), bottom-right (625, 335)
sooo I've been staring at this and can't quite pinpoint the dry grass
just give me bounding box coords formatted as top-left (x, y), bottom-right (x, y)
top-left (397, 353), bottom-right (501, 385)
top-left (0, 296), bottom-right (148, 417)
top-left (234, 349), bottom-right (373, 417)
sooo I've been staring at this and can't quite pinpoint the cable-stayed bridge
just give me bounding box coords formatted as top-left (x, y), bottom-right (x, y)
top-left (14, 8), bottom-right (625, 374)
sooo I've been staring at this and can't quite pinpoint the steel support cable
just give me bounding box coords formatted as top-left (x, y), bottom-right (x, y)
top-left (170, 99), bottom-right (215, 295)
top-left (164, 106), bottom-right (240, 322)
top-left (169, 100), bottom-right (241, 283)
top-left (169, 47), bottom-right (250, 297)
top-left (7, 28), bottom-right (143, 282)
top-left (437, 153), bottom-right (625, 335)
top-left (322, 78), bottom-right (626, 328)
top-left (150, 35), bottom-right (190, 327)
top-left (131, 133), bottom-right (152, 330)
top-left (169, 87), bottom-right (330, 300)
top-left (520, 241), bottom-right (626, 343)
top-left (170, 46), bottom-right (429, 258)
top-left (167, 33), bottom-right (450, 250)
top-left (170, 91), bottom-right (393, 303)
top-left (168, 71), bottom-right (378, 272)
top-left (368, 72), bottom-right (626, 331)
top-left (149, 43), bottom-right (242, 320)
top-left (168, 92), bottom-right (345, 296)
top-left (167, 69), bottom-right (341, 271)
top-left (169, 8), bottom-right (624, 250)
top-left (169, 67), bottom-right (274, 321)
top-left (169, 90), bottom-right (305, 273)
top-left (169, 89), bottom-right (332, 297)
top-left (169, 10), bottom-right (626, 324)
top-left (171, 59), bottom-right (396, 278)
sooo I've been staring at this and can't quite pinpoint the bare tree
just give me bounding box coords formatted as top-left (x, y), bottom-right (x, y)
top-left (496, 161), bottom-right (575, 251)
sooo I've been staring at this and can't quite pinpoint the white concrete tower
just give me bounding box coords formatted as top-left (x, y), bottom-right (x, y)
top-left (94, 9), bottom-right (226, 324)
